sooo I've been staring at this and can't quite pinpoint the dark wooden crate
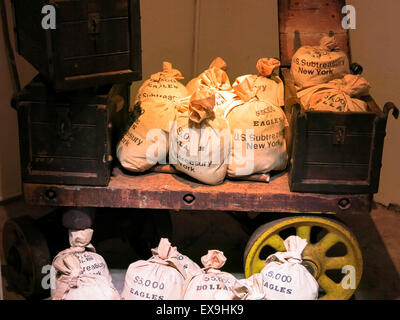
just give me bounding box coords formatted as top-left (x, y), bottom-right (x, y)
top-left (12, 0), bottom-right (142, 91)
top-left (14, 75), bottom-right (130, 186)
top-left (279, 0), bottom-right (398, 194)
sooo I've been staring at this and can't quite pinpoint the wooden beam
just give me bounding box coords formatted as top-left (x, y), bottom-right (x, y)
top-left (23, 169), bottom-right (371, 215)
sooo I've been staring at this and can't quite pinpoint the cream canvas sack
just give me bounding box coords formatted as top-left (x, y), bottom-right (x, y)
top-left (297, 74), bottom-right (371, 112)
top-left (121, 238), bottom-right (187, 300)
top-left (232, 273), bottom-right (266, 300)
top-left (150, 239), bottom-right (201, 278)
top-left (186, 57), bottom-right (232, 96)
top-left (117, 62), bottom-right (189, 172)
top-left (52, 255), bottom-right (120, 300)
top-left (51, 229), bottom-right (120, 300)
top-left (135, 62), bottom-right (189, 105)
top-left (182, 250), bottom-right (237, 300)
top-left (225, 77), bottom-right (289, 177)
top-left (291, 36), bottom-right (350, 89)
top-left (117, 100), bottom-right (177, 172)
top-left (169, 90), bottom-right (231, 185)
top-left (260, 236), bottom-right (319, 300)
top-left (233, 58), bottom-right (284, 107)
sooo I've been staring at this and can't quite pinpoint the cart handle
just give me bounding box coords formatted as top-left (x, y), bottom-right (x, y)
top-left (384, 102), bottom-right (399, 119)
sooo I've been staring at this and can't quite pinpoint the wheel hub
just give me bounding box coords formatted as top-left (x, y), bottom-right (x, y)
top-left (302, 257), bottom-right (321, 279)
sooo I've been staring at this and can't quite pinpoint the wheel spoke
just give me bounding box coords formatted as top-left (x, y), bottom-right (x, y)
top-left (315, 232), bottom-right (342, 253)
top-left (324, 256), bottom-right (352, 271)
top-left (264, 234), bottom-right (286, 252)
top-left (296, 225), bottom-right (311, 243)
top-left (252, 258), bottom-right (266, 274)
top-left (318, 274), bottom-right (341, 295)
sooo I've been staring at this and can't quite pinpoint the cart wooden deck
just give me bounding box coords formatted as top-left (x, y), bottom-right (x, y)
top-left (22, 168), bottom-right (372, 215)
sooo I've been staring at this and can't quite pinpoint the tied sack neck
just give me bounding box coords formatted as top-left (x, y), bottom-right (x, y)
top-left (256, 58), bottom-right (281, 77)
top-left (150, 238), bottom-right (187, 278)
top-left (209, 57), bottom-right (228, 71)
top-left (297, 74), bottom-right (371, 111)
top-left (189, 90), bottom-right (217, 123)
top-left (201, 250), bottom-right (227, 273)
top-left (340, 74), bottom-right (371, 97)
top-left (52, 231), bottom-right (98, 300)
top-left (151, 238), bottom-right (179, 260)
top-left (150, 61), bottom-right (184, 82)
top-left (232, 273), bottom-right (265, 300)
top-left (52, 228), bottom-right (96, 276)
top-left (199, 58), bottom-right (231, 92)
top-left (69, 228), bottom-right (96, 253)
top-left (319, 35), bottom-right (340, 52)
top-left (52, 254), bottom-right (97, 300)
top-left (266, 236), bottom-right (308, 265)
top-left (232, 76), bottom-right (259, 103)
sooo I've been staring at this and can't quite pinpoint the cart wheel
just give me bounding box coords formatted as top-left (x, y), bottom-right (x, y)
top-left (2, 216), bottom-right (51, 299)
top-left (244, 216), bottom-right (363, 300)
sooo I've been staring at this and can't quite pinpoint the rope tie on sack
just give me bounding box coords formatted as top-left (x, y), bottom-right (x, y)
top-left (266, 236), bottom-right (307, 265)
top-left (52, 254), bottom-right (91, 300)
top-left (232, 273), bottom-right (265, 300)
top-left (201, 250), bottom-right (227, 270)
top-left (67, 267), bottom-right (82, 289)
top-left (319, 35), bottom-right (339, 52)
top-left (69, 228), bottom-right (96, 252)
top-left (52, 228), bottom-right (96, 275)
top-left (199, 67), bottom-right (231, 92)
top-left (150, 238), bottom-right (187, 279)
top-left (256, 58), bottom-right (281, 77)
top-left (209, 57), bottom-right (228, 71)
top-left (232, 76), bottom-right (259, 103)
top-left (188, 90), bottom-right (217, 123)
top-left (150, 62), bottom-right (184, 81)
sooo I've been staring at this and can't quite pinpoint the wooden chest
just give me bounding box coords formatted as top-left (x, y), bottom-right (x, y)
top-left (14, 75), bottom-right (130, 186)
top-left (12, 0), bottom-right (142, 91)
top-left (279, 0), bottom-right (398, 194)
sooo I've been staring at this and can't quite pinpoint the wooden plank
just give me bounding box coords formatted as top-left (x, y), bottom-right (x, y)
top-left (23, 168), bottom-right (371, 215)
top-left (278, 0), bottom-right (350, 66)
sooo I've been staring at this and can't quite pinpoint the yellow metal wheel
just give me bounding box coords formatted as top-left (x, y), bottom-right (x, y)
top-left (244, 216), bottom-right (363, 300)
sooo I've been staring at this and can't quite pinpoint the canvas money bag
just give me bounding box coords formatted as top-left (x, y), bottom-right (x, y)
top-left (121, 238), bottom-right (188, 300)
top-left (186, 57), bottom-right (232, 95)
top-left (296, 74), bottom-right (371, 112)
top-left (225, 76), bottom-right (289, 177)
top-left (260, 236), bottom-right (319, 300)
top-left (169, 90), bottom-right (232, 185)
top-left (117, 99), bottom-right (177, 172)
top-left (135, 61), bottom-right (189, 104)
top-left (51, 229), bottom-right (120, 300)
top-left (233, 58), bottom-right (284, 107)
top-left (182, 250), bottom-right (237, 300)
top-left (232, 273), bottom-right (266, 300)
top-left (291, 36), bottom-right (350, 89)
